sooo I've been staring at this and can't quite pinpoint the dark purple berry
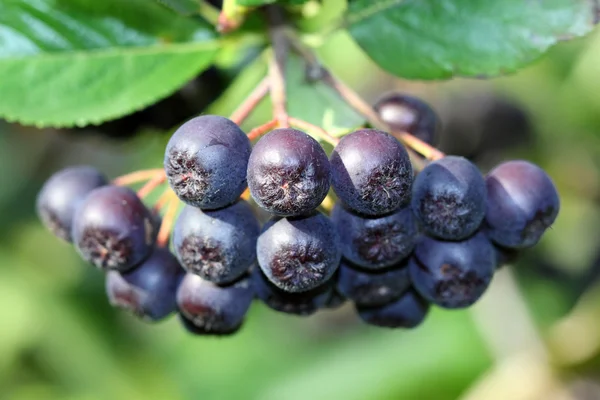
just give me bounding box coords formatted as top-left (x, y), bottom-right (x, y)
top-left (411, 156), bottom-right (486, 240)
top-left (247, 128), bottom-right (330, 216)
top-left (337, 260), bottom-right (411, 307)
top-left (252, 267), bottom-right (332, 316)
top-left (106, 248), bottom-right (184, 321)
top-left (357, 290), bottom-right (430, 328)
top-left (36, 166), bottom-right (107, 242)
top-left (172, 200), bottom-right (259, 284)
top-left (330, 129), bottom-right (412, 216)
top-left (373, 92), bottom-right (440, 146)
top-left (164, 115), bottom-right (251, 210)
top-left (485, 160), bottom-right (560, 248)
top-left (177, 273), bottom-right (254, 335)
top-left (179, 313), bottom-right (241, 336)
top-left (72, 186), bottom-right (156, 271)
top-left (331, 202), bottom-right (417, 270)
top-left (257, 212), bottom-right (341, 293)
top-left (409, 232), bottom-right (495, 309)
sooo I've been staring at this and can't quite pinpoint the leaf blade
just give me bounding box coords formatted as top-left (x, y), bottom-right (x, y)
top-left (0, 0), bottom-right (218, 127)
top-left (347, 0), bottom-right (598, 79)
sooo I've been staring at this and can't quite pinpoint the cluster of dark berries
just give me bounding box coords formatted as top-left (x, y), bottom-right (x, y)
top-left (36, 93), bottom-right (560, 334)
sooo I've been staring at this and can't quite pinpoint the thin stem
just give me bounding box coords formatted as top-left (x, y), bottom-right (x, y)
top-left (229, 76), bottom-right (270, 126)
top-left (112, 168), bottom-right (164, 186)
top-left (156, 192), bottom-right (180, 248)
top-left (406, 147), bottom-right (428, 171)
top-left (240, 187), bottom-right (250, 201)
top-left (218, 0), bottom-right (244, 33)
top-left (267, 6), bottom-right (289, 128)
top-left (321, 70), bottom-right (444, 161)
top-left (247, 118), bottom-right (278, 141)
top-left (153, 187), bottom-right (173, 213)
top-left (136, 170), bottom-right (167, 199)
top-left (393, 131), bottom-right (445, 161)
top-left (288, 117), bottom-right (340, 146)
top-left (198, 1), bottom-right (220, 26)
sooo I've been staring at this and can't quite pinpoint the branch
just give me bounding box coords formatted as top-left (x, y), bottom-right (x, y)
top-left (229, 76), bottom-right (270, 126)
top-left (288, 117), bottom-right (339, 146)
top-left (112, 168), bottom-right (164, 186)
top-left (267, 5), bottom-right (290, 128)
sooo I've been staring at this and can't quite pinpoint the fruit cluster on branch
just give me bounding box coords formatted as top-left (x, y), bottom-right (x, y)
top-left (36, 89), bottom-right (560, 334)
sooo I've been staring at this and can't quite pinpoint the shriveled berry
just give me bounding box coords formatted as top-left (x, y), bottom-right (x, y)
top-left (173, 200), bottom-right (259, 284)
top-left (247, 128), bottom-right (330, 216)
top-left (164, 115), bottom-right (251, 210)
top-left (36, 166), bottom-right (107, 242)
top-left (409, 232), bottom-right (495, 309)
top-left (411, 156), bottom-right (486, 240)
top-left (330, 129), bottom-right (413, 216)
top-left (106, 248), bottom-right (184, 321)
top-left (331, 202), bottom-right (417, 270)
top-left (337, 260), bottom-right (411, 307)
top-left (177, 273), bottom-right (254, 335)
top-left (72, 186), bottom-right (156, 271)
top-left (257, 212), bottom-right (341, 293)
top-left (357, 289), bottom-right (430, 328)
top-left (485, 160), bottom-right (560, 248)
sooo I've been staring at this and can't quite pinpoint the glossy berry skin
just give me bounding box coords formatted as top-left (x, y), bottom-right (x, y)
top-left (172, 200), bottom-right (259, 284)
top-left (179, 313), bottom-right (241, 336)
top-left (373, 93), bottom-right (440, 146)
top-left (337, 260), bottom-right (411, 307)
top-left (72, 186), bottom-right (156, 271)
top-left (331, 203), bottom-right (417, 270)
top-left (330, 129), bottom-right (412, 216)
top-left (411, 156), bottom-right (486, 240)
top-left (257, 212), bottom-right (341, 293)
top-left (177, 273), bottom-right (254, 335)
top-left (247, 128), bottom-right (330, 216)
top-left (409, 232), bottom-right (495, 309)
top-left (164, 115), bottom-right (251, 210)
top-left (106, 248), bottom-right (184, 321)
top-left (485, 160), bottom-right (560, 249)
top-left (252, 267), bottom-right (332, 316)
top-left (36, 166), bottom-right (107, 242)
top-left (357, 290), bottom-right (430, 328)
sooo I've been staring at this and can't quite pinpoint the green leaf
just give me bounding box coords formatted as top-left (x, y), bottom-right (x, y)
top-left (0, 0), bottom-right (219, 127)
top-left (154, 0), bottom-right (200, 15)
top-left (347, 0), bottom-right (598, 80)
top-left (286, 53), bottom-right (364, 136)
top-left (236, 0), bottom-right (309, 6)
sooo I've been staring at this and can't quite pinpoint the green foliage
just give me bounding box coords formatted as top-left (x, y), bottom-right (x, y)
top-left (237, 0), bottom-right (309, 6)
top-left (154, 0), bottom-right (200, 15)
top-left (347, 0), bottom-right (598, 79)
top-left (0, 0), bottom-right (218, 127)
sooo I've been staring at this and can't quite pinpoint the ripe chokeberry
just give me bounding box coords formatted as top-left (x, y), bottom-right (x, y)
top-left (409, 232), bottom-right (495, 309)
top-left (373, 92), bottom-right (440, 146)
top-left (331, 202), bottom-right (417, 270)
top-left (173, 200), bottom-right (259, 284)
top-left (164, 115), bottom-right (251, 210)
top-left (247, 128), bottom-right (330, 216)
top-left (357, 289), bottom-right (430, 329)
top-left (72, 185), bottom-right (157, 271)
top-left (252, 267), bottom-right (333, 316)
top-left (411, 156), bottom-right (486, 240)
top-left (257, 212), bottom-right (341, 293)
top-left (36, 166), bottom-right (107, 242)
top-left (485, 160), bottom-right (560, 248)
top-left (337, 260), bottom-right (411, 307)
top-left (106, 247), bottom-right (184, 321)
top-left (177, 272), bottom-right (254, 335)
top-left (330, 129), bottom-right (413, 216)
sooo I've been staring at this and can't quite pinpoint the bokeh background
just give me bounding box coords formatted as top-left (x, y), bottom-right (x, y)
top-left (1, 18), bottom-right (600, 400)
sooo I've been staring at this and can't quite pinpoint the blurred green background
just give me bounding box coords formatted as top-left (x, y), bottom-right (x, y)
top-left (2, 23), bottom-right (600, 400)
